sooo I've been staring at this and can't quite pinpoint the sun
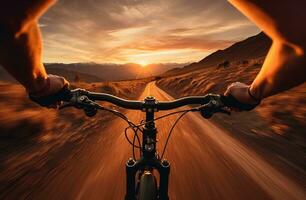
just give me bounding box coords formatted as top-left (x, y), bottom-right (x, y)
top-left (137, 60), bottom-right (148, 67)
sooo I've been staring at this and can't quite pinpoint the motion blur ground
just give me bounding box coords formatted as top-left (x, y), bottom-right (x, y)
top-left (156, 58), bottom-right (306, 182)
top-left (0, 81), bottom-right (305, 200)
top-left (0, 79), bottom-right (149, 199)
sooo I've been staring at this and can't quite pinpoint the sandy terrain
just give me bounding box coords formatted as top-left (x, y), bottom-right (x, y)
top-left (0, 79), bottom-right (150, 198)
top-left (156, 58), bottom-right (306, 185)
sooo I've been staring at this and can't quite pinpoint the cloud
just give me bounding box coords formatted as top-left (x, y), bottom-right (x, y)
top-left (122, 35), bottom-right (234, 51)
top-left (40, 0), bottom-right (259, 64)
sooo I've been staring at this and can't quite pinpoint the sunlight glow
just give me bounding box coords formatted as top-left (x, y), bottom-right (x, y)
top-left (137, 60), bottom-right (149, 67)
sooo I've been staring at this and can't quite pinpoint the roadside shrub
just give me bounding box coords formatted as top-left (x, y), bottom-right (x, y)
top-left (218, 60), bottom-right (230, 68)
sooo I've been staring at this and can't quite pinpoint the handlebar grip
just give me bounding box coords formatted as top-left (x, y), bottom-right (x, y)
top-left (220, 95), bottom-right (259, 111)
top-left (29, 85), bottom-right (72, 107)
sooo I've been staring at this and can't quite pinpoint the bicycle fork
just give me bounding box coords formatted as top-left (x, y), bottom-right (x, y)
top-left (125, 157), bottom-right (170, 200)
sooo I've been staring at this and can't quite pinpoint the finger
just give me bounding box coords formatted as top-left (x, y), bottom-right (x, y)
top-left (63, 78), bottom-right (69, 87)
top-left (58, 101), bottom-right (64, 107)
top-left (54, 101), bottom-right (62, 109)
top-left (224, 85), bottom-right (232, 96)
top-left (231, 82), bottom-right (237, 87)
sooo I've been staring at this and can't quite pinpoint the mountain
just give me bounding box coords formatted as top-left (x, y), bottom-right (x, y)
top-left (144, 63), bottom-right (188, 76)
top-left (46, 68), bottom-right (103, 82)
top-left (164, 32), bottom-right (272, 76)
top-left (0, 65), bottom-right (103, 83)
top-left (0, 62), bottom-right (185, 83)
top-left (45, 63), bottom-right (139, 81)
top-left (45, 62), bottom-right (186, 81)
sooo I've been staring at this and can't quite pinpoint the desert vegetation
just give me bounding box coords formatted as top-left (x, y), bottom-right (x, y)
top-left (156, 58), bottom-right (306, 181)
top-left (0, 79), bottom-right (150, 194)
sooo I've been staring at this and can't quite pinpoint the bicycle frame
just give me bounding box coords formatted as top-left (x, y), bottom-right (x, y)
top-left (125, 96), bottom-right (170, 200)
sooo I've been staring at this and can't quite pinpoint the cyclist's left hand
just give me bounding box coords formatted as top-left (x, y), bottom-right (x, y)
top-left (29, 74), bottom-right (70, 108)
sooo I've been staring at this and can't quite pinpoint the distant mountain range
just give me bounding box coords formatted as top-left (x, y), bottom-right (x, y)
top-left (45, 62), bottom-right (186, 81)
top-left (164, 32), bottom-right (272, 75)
top-left (0, 62), bottom-right (186, 83)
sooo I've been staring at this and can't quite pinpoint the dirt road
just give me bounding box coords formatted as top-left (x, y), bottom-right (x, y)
top-left (3, 82), bottom-right (305, 200)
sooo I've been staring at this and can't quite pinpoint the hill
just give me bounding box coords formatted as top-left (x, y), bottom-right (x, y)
top-left (46, 67), bottom-right (103, 82)
top-left (0, 62), bottom-right (185, 83)
top-left (164, 32), bottom-right (272, 75)
top-left (45, 62), bottom-right (186, 81)
top-left (0, 65), bottom-right (103, 83)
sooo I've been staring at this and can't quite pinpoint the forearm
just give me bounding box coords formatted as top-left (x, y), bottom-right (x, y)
top-left (228, 0), bottom-right (306, 47)
top-left (229, 0), bottom-right (306, 99)
top-left (0, 21), bottom-right (47, 92)
top-left (250, 42), bottom-right (306, 99)
top-left (0, 0), bottom-right (56, 92)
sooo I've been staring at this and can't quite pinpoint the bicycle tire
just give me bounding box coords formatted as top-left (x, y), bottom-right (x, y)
top-left (138, 171), bottom-right (157, 200)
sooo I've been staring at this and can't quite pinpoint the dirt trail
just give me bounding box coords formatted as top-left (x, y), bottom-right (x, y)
top-left (3, 82), bottom-right (305, 200)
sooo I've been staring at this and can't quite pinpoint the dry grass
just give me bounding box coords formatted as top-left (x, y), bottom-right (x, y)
top-left (0, 79), bottom-right (150, 191)
top-left (156, 59), bottom-right (306, 181)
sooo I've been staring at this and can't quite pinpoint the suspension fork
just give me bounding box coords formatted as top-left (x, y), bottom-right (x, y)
top-left (159, 160), bottom-right (170, 200)
top-left (125, 158), bottom-right (170, 200)
top-left (125, 158), bottom-right (138, 200)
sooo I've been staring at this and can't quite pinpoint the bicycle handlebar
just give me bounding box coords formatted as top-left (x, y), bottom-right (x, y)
top-left (30, 85), bottom-right (257, 118)
top-left (66, 88), bottom-right (220, 111)
top-left (86, 91), bottom-right (143, 110)
top-left (82, 89), bottom-right (258, 111)
top-left (156, 96), bottom-right (212, 110)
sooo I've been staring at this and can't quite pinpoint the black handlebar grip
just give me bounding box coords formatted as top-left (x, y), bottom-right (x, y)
top-left (29, 85), bottom-right (72, 107)
top-left (220, 95), bottom-right (259, 111)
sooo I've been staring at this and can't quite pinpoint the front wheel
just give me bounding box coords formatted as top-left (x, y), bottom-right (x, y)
top-left (138, 171), bottom-right (157, 200)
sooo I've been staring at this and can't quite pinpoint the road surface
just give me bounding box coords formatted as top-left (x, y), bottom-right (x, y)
top-left (2, 82), bottom-right (305, 200)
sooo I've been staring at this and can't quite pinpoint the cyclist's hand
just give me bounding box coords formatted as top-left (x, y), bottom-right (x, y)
top-left (224, 82), bottom-right (260, 111)
top-left (29, 74), bottom-right (70, 108)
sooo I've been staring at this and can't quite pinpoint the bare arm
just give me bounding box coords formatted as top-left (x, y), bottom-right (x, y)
top-left (226, 0), bottom-right (306, 104)
top-left (251, 40), bottom-right (306, 99)
top-left (0, 0), bottom-right (56, 93)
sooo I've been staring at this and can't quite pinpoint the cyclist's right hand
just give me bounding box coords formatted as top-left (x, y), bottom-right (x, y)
top-left (29, 74), bottom-right (71, 108)
top-left (223, 82), bottom-right (261, 111)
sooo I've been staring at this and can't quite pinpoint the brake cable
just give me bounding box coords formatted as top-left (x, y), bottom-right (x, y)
top-left (160, 111), bottom-right (190, 159)
top-left (101, 106), bottom-right (194, 160)
top-left (79, 99), bottom-right (212, 161)
top-left (134, 108), bottom-right (196, 128)
top-left (92, 103), bottom-right (143, 160)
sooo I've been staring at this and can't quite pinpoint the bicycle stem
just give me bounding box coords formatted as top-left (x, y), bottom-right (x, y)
top-left (142, 96), bottom-right (158, 159)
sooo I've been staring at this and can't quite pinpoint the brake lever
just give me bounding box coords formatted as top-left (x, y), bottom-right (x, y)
top-left (58, 92), bottom-right (100, 117)
top-left (74, 95), bottom-right (99, 117)
top-left (198, 95), bottom-right (231, 118)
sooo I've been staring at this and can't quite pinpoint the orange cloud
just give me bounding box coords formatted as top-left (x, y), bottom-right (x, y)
top-left (122, 36), bottom-right (234, 51)
top-left (40, 0), bottom-right (259, 64)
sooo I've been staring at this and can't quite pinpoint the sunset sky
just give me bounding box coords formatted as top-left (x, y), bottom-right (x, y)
top-left (40, 0), bottom-right (260, 65)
